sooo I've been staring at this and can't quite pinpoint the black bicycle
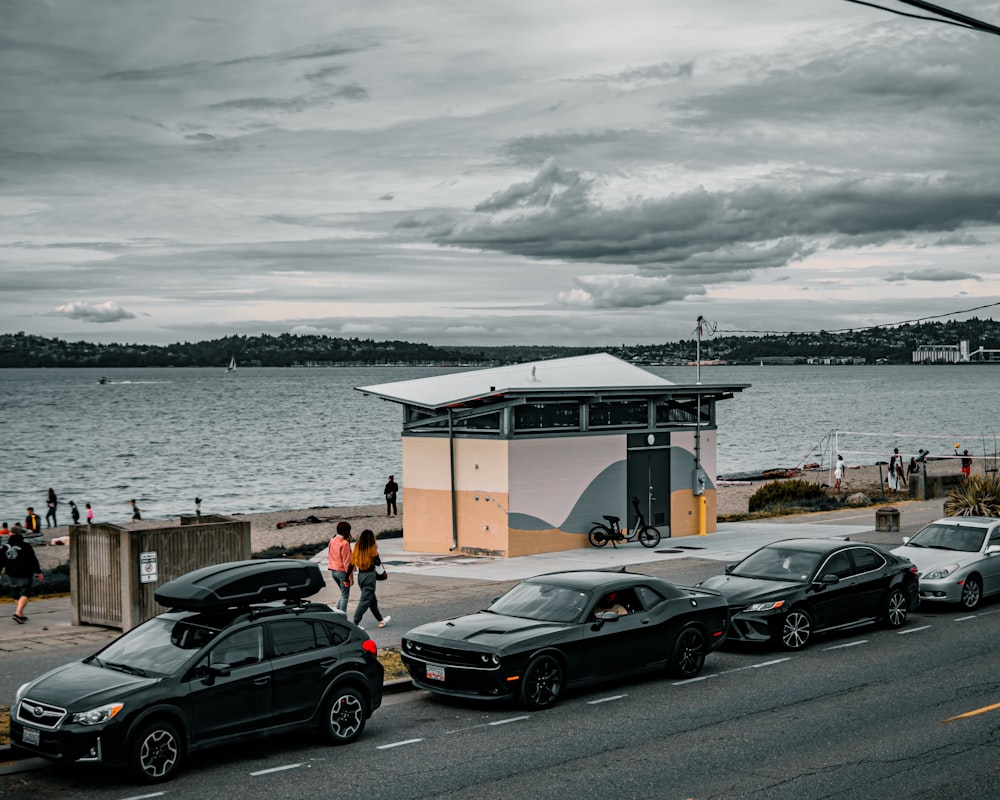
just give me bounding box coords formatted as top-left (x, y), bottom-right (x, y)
top-left (588, 497), bottom-right (661, 548)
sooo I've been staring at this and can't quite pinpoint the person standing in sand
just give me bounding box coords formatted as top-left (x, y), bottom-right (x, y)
top-left (383, 475), bottom-right (399, 517)
top-left (350, 529), bottom-right (390, 629)
top-left (45, 488), bottom-right (58, 528)
top-left (327, 521), bottom-right (354, 613)
top-left (887, 448), bottom-right (903, 492)
top-left (833, 455), bottom-right (844, 492)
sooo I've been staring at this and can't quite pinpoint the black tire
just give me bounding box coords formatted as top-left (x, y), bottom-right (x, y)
top-left (668, 626), bottom-right (707, 679)
top-left (519, 654), bottom-right (563, 710)
top-left (588, 526), bottom-right (609, 548)
top-left (321, 686), bottom-right (367, 745)
top-left (960, 574), bottom-right (983, 610)
top-left (638, 525), bottom-right (661, 548)
top-left (883, 587), bottom-right (908, 628)
top-left (128, 719), bottom-right (184, 783)
top-left (777, 607), bottom-right (813, 650)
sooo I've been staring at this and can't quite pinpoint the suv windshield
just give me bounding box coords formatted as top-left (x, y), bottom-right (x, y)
top-left (489, 582), bottom-right (589, 623)
top-left (89, 616), bottom-right (223, 677)
top-left (733, 547), bottom-right (821, 581)
top-left (908, 523), bottom-right (987, 553)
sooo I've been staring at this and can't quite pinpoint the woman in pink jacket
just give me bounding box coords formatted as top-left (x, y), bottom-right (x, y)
top-left (327, 521), bottom-right (354, 613)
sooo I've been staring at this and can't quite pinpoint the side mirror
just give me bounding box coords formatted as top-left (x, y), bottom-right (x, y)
top-left (814, 574), bottom-right (840, 587)
top-left (986, 545), bottom-right (1000, 556)
top-left (208, 663), bottom-right (232, 679)
top-left (724, 563), bottom-right (737, 575)
top-left (902, 536), bottom-right (911, 545)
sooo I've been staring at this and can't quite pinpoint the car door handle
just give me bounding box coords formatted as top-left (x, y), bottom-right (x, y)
top-left (254, 676), bottom-right (271, 686)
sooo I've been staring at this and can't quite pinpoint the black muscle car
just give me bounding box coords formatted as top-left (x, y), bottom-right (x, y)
top-left (401, 569), bottom-right (729, 709)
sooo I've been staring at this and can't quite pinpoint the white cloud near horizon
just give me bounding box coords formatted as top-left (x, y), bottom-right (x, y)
top-left (2, 1), bottom-right (1000, 346)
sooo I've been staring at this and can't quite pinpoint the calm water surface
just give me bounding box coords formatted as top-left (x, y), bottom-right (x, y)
top-left (2, 364), bottom-right (996, 523)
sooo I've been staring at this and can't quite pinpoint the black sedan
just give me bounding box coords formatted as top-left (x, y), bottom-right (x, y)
top-left (400, 570), bottom-right (729, 710)
top-left (698, 538), bottom-right (919, 650)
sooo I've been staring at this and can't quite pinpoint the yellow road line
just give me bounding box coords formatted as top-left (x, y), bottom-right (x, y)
top-left (942, 702), bottom-right (1000, 723)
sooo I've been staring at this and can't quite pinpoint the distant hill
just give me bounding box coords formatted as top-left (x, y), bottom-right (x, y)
top-left (2, 317), bottom-right (999, 368)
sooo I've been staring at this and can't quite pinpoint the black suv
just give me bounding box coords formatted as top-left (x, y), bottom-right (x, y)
top-left (10, 560), bottom-right (383, 782)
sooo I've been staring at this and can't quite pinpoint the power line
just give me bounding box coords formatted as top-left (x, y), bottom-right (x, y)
top-left (714, 300), bottom-right (1000, 337)
top-left (842, 0), bottom-right (1000, 36)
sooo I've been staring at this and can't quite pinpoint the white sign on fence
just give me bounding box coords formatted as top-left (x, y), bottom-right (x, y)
top-left (139, 551), bottom-right (158, 584)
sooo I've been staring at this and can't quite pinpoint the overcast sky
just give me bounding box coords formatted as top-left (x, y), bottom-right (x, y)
top-left (3, 1), bottom-right (1000, 347)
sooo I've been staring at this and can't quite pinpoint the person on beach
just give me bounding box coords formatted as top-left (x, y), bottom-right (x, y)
top-left (961, 450), bottom-right (973, 477)
top-left (327, 521), bottom-right (354, 613)
top-left (86, 503), bottom-right (93, 525)
top-left (350, 529), bottom-right (390, 629)
top-left (887, 448), bottom-right (903, 492)
top-left (130, 499), bottom-right (142, 521)
top-left (25, 507), bottom-right (42, 539)
top-left (45, 488), bottom-right (58, 528)
top-left (1, 530), bottom-right (44, 624)
top-left (907, 457), bottom-right (919, 480)
top-left (195, 497), bottom-right (202, 518)
top-left (833, 455), bottom-right (844, 492)
top-left (69, 500), bottom-right (80, 525)
top-left (0, 522), bottom-right (9, 545)
top-left (383, 475), bottom-right (399, 517)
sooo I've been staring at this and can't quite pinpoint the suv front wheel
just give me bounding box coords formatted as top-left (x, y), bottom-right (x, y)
top-left (129, 719), bottom-right (184, 783)
top-left (321, 686), bottom-right (367, 744)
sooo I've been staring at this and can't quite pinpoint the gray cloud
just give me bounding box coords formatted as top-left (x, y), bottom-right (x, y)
top-left (883, 269), bottom-right (981, 283)
top-left (53, 301), bottom-right (136, 323)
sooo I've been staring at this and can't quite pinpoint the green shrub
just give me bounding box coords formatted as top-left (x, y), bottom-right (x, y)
top-left (945, 475), bottom-right (1000, 517)
top-left (748, 479), bottom-right (830, 513)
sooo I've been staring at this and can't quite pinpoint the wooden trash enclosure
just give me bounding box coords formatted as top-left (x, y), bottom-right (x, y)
top-left (69, 515), bottom-right (252, 631)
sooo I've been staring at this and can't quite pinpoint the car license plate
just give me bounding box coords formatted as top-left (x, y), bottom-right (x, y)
top-left (426, 664), bottom-right (446, 681)
top-left (23, 727), bottom-right (40, 746)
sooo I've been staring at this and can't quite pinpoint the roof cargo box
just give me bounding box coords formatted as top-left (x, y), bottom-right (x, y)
top-left (155, 559), bottom-right (325, 610)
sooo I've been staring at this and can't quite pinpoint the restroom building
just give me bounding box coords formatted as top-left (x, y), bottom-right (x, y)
top-left (358, 353), bottom-right (748, 557)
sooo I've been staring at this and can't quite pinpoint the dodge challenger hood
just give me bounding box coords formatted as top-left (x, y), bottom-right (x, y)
top-left (699, 574), bottom-right (802, 606)
top-left (22, 661), bottom-right (157, 709)
top-left (407, 612), bottom-right (566, 646)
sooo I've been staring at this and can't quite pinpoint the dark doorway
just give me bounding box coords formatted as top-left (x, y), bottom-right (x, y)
top-left (627, 436), bottom-right (670, 532)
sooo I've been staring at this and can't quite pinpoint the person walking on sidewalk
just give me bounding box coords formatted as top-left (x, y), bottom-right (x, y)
top-left (327, 521), bottom-right (354, 613)
top-left (1, 530), bottom-right (44, 623)
top-left (350, 529), bottom-right (390, 629)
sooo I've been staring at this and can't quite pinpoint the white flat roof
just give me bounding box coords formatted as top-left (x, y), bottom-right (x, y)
top-left (357, 353), bottom-right (674, 409)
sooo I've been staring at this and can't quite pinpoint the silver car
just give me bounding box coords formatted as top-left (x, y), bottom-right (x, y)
top-left (892, 516), bottom-right (1000, 610)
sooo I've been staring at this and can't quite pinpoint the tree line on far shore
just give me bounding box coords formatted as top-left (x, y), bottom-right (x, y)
top-left (2, 317), bottom-right (999, 368)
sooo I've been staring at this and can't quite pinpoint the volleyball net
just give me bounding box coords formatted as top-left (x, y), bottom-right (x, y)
top-left (833, 430), bottom-right (999, 471)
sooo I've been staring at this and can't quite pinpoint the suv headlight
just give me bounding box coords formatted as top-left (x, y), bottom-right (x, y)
top-left (743, 600), bottom-right (786, 613)
top-left (72, 702), bottom-right (124, 726)
top-left (925, 565), bottom-right (958, 580)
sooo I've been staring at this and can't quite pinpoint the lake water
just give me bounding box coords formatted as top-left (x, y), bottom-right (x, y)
top-left (2, 364), bottom-right (996, 523)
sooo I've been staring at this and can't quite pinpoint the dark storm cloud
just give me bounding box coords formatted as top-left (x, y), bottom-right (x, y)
top-left (207, 82), bottom-right (368, 113)
top-left (573, 61), bottom-right (695, 85)
top-left (883, 269), bottom-right (981, 283)
top-left (428, 161), bottom-right (1000, 298)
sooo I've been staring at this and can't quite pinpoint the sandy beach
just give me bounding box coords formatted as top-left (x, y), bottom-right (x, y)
top-left (31, 459), bottom-right (961, 570)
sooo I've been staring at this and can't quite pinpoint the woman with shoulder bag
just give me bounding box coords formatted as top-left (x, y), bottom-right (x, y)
top-left (350, 529), bottom-right (390, 629)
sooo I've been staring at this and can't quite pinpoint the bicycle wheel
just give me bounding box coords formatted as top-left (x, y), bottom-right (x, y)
top-left (638, 525), bottom-right (660, 548)
top-left (588, 526), bottom-right (609, 547)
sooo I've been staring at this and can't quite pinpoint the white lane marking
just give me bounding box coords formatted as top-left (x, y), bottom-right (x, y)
top-left (823, 640), bottom-right (868, 651)
top-left (250, 763), bottom-right (301, 776)
top-left (718, 657), bottom-right (792, 676)
top-left (588, 694), bottom-right (627, 704)
top-left (977, 609), bottom-right (998, 616)
top-left (489, 715), bottom-right (530, 725)
top-left (898, 625), bottom-right (931, 635)
top-left (673, 674), bottom-right (719, 686)
top-left (954, 615), bottom-right (978, 622)
top-left (377, 738), bottom-right (424, 749)
top-left (120, 793), bottom-right (166, 800)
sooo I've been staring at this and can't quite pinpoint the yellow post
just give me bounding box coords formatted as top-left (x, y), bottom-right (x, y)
top-left (698, 494), bottom-right (707, 535)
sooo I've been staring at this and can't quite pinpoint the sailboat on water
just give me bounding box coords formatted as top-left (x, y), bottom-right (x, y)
top-left (226, 355), bottom-right (236, 373)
